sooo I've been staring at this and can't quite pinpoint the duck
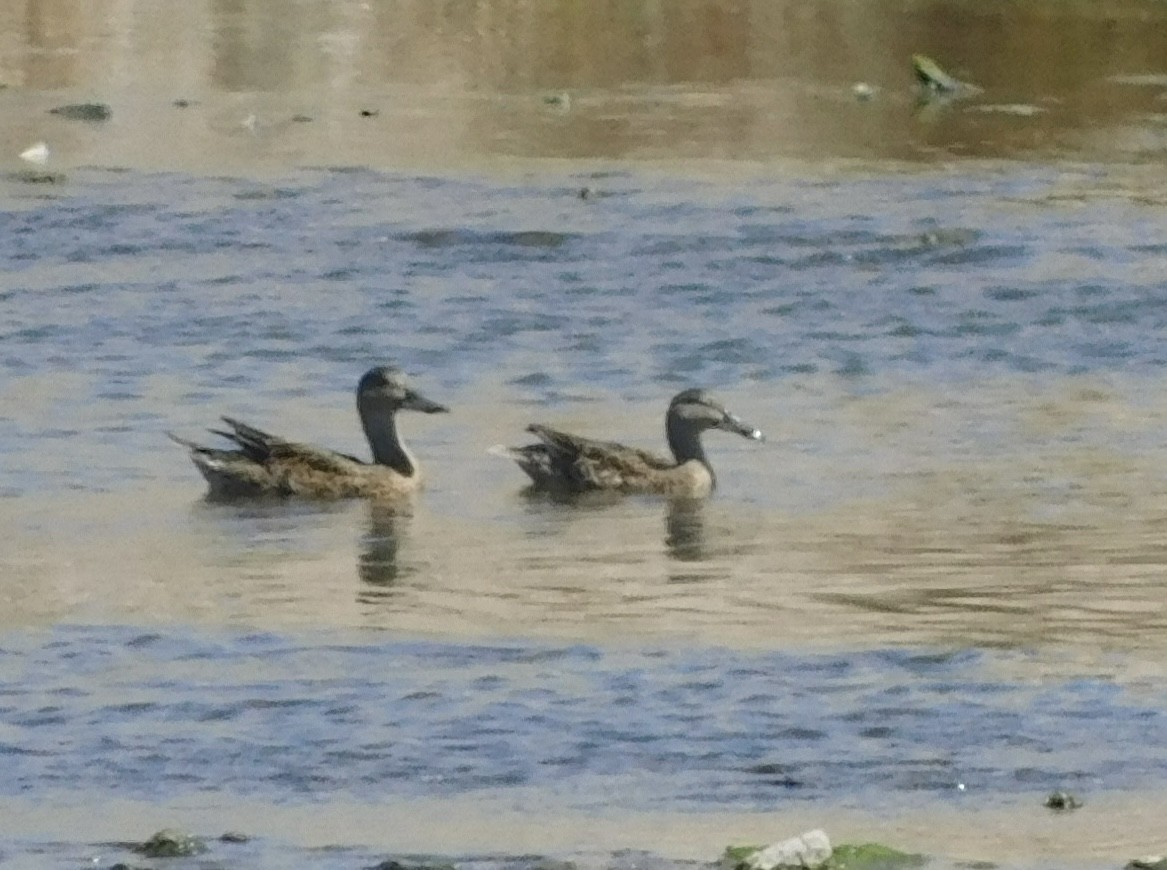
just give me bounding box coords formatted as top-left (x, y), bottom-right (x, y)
top-left (494, 388), bottom-right (763, 497)
top-left (171, 366), bottom-right (447, 500)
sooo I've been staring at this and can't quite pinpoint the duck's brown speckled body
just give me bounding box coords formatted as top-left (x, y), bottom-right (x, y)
top-left (171, 366), bottom-right (447, 501)
top-left (496, 389), bottom-right (762, 497)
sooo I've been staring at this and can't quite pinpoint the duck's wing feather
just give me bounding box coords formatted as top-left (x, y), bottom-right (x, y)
top-left (210, 417), bottom-right (281, 462)
top-left (173, 418), bottom-right (388, 500)
top-left (169, 431), bottom-right (284, 495)
top-left (526, 423), bottom-right (674, 490)
top-left (168, 432), bottom-right (242, 466)
top-left (216, 416), bottom-right (367, 475)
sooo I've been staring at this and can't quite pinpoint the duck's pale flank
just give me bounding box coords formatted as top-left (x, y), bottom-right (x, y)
top-left (171, 366), bottom-right (447, 500)
top-left (495, 388), bottom-right (763, 497)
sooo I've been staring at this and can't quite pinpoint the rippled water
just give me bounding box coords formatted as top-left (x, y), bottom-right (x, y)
top-left (4, 1), bottom-right (1167, 867)
top-left (3, 160), bottom-right (1166, 868)
top-left (7, 627), bottom-right (1167, 807)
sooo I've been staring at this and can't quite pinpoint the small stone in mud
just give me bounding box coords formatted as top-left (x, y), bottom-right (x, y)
top-left (219, 830), bottom-right (250, 843)
top-left (1043, 790), bottom-right (1083, 811)
top-left (133, 828), bottom-right (208, 858)
top-left (48, 102), bottom-right (112, 122)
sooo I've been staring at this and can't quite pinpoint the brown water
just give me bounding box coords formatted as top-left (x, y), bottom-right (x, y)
top-left (2, 2), bottom-right (1167, 868)
top-left (2, 0), bottom-right (1167, 169)
top-left (7, 378), bottom-right (1167, 656)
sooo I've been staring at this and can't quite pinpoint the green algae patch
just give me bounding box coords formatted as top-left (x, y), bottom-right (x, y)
top-left (721, 845), bottom-right (764, 867)
top-left (912, 54), bottom-right (962, 92)
top-left (133, 829), bottom-right (208, 858)
top-left (1127, 859), bottom-right (1167, 870)
top-left (911, 54), bottom-right (982, 100)
top-left (830, 843), bottom-right (927, 870)
top-left (721, 841), bottom-right (925, 870)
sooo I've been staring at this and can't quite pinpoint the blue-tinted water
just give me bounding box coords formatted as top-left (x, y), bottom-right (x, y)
top-left (2, 168), bottom-right (1165, 419)
top-left (4, 627), bottom-right (1164, 808)
top-left (4, 0), bottom-right (1167, 864)
top-left (2, 166), bottom-right (1166, 498)
top-left (3, 158), bottom-right (1167, 870)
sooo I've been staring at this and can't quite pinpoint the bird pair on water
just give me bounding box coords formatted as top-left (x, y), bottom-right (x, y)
top-left (172, 365), bottom-right (764, 501)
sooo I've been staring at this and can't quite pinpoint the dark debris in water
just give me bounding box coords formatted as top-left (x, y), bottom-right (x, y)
top-left (101, 828), bottom-right (248, 866)
top-left (404, 228), bottom-right (571, 250)
top-left (234, 186), bottom-right (304, 201)
top-left (1043, 789), bottom-right (1083, 811)
top-left (131, 828), bottom-right (207, 858)
top-left (4, 169), bottom-right (66, 185)
top-left (48, 102), bottom-right (112, 122)
top-left (367, 860), bottom-right (458, 870)
top-left (915, 228), bottom-right (980, 248)
top-left (364, 858), bottom-right (582, 870)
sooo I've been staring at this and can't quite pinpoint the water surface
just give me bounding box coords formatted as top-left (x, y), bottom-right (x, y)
top-left (2, 1), bottom-right (1167, 867)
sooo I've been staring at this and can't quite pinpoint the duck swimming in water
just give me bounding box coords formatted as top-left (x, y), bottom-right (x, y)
top-left (171, 366), bottom-right (447, 500)
top-left (495, 388), bottom-right (762, 497)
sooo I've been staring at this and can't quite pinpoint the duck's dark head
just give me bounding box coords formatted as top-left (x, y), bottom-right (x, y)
top-left (669, 388), bottom-right (763, 441)
top-left (358, 366), bottom-right (448, 414)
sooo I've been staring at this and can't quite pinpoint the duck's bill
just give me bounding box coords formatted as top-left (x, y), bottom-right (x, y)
top-left (721, 412), bottom-right (764, 442)
top-left (406, 392), bottom-right (449, 414)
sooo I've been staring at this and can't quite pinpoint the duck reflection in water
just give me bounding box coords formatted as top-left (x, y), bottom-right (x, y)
top-left (358, 505), bottom-right (412, 593)
top-left (665, 498), bottom-right (709, 563)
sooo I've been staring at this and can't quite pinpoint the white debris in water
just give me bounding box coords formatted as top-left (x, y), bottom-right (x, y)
top-left (19, 141), bottom-right (49, 165)
top-left (1108, 73), bottom-right (1167, 87)
top-left (967, 103), bottom-right (1046, 116)
top-left (852, 82), bottom-right (877, 101)
top-left (747, 830), bottom-right (832, 870)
